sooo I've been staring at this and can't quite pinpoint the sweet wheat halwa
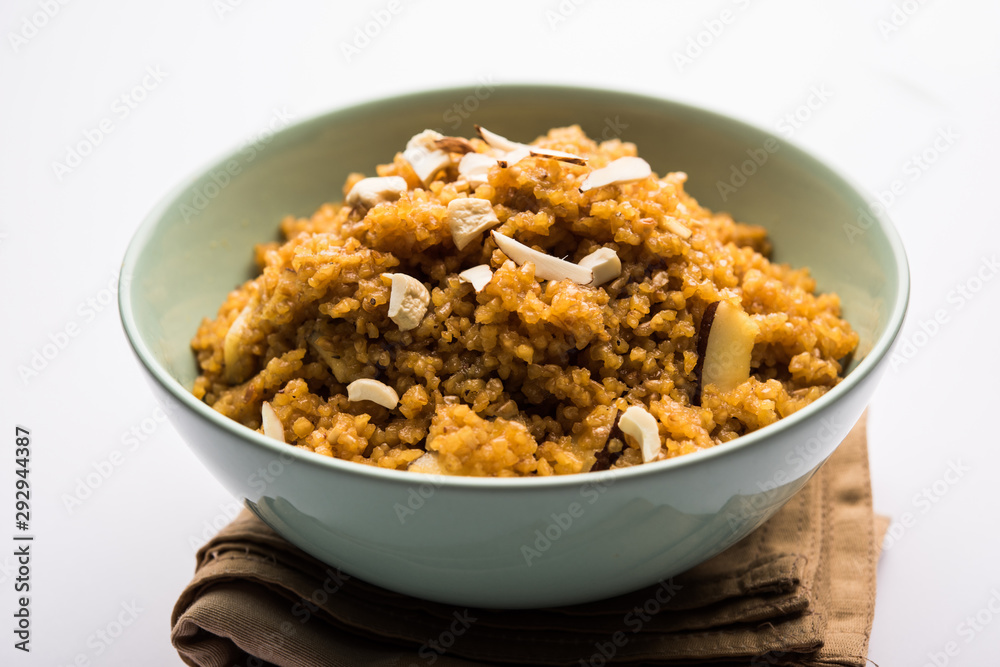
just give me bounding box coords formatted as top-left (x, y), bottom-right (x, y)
top-left (191, 124), bottom-right (858, 477)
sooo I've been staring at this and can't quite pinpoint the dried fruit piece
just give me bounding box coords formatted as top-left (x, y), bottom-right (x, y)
top-left (695, 300), bottom-right (760, 403)
top-left (261, 401), bottom-right (285, 443)
top-left (578, 247), bottom-right (621, 287)
top-left (346, 176), bottom-right (408, 212)
top-left (618, 406), bottom-right (661, 463)
top-left (384, 272), bottom-right (431, 331)
top-left (580, 156), bottom-right (652, 192)
top-left (347, 378), bottom-right (399, 409)
top-left (458, 264), bottom-right (493, 292)
top-left (447, 198), bottom-right (500, 250)
top-left (491, 231), bottom-right (594, 285)
top-left (403, 129), bottom-right (452, 185)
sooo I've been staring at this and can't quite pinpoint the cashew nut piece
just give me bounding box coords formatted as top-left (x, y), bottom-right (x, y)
top-left (578, 247), bottom-right (622, 287)
top-left (618, 405), bottom-right (661, 463)
top-left (346, 378), bottom-right (399, 410)
top-left (403, 129), bottom-right (452, 185)
top-left (346, 176), bottom-right (407, 211)
top-left (458, 264), bottom-right (494, 292)
top-left (447, 198), bottom-right (500, 250)
top-left (384, 272), bottom-right (430, 331)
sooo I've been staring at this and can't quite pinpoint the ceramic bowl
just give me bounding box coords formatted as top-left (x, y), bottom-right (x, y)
top-left (119, 85), bottom-right (908, 608)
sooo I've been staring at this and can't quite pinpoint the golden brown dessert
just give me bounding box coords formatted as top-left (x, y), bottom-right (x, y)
top-left (191, 125), bottom-right (858, 476)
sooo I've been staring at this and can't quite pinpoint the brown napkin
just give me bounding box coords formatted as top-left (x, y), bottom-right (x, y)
top-left (172, 413), bottom-right (887, 667)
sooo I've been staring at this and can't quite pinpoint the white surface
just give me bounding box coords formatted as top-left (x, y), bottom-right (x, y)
top-left (2, 0), bottom-right (998, 664)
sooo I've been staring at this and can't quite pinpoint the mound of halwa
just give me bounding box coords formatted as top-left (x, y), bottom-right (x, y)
top-left (191, 125), bottom-right (858, 477)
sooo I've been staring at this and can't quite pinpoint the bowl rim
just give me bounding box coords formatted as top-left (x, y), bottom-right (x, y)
top-left (119, 82), bottom-right (910, 490)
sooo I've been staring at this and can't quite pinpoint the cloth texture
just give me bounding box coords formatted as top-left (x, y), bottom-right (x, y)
top-left (172, 414), bottom-right (885, 667)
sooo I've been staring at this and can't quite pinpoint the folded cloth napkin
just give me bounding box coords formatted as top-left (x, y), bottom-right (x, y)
top-left (172, 413), bottom-right (887, 667)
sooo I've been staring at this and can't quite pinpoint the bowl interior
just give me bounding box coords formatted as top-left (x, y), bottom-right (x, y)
top-left (123, 83), bottom-right (907, 437)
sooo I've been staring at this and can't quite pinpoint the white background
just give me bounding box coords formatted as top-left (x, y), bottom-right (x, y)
top-left (2, 0), bottom-right (999, 664)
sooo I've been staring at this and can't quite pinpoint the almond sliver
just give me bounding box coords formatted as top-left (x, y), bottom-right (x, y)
top-left (529, 147), bottom-right (588, 165)
top-left (664, 217), bottom-right (692, 239)
top-left (434, 136), bottom-right (476, 154)
top-left (261, 401), bottom-right (286, 443)
top-left (580, 156), bottom-right (652, 192)
top-left (497, 146), bottom-right (531, 168)
top-left (475, 125), bottom-right (524, 152)
top-left (491, 231), bottom-right (593, 285)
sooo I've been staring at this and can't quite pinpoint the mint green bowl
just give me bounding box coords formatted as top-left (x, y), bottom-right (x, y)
top-left (120, 85), bottom-right (908, 608)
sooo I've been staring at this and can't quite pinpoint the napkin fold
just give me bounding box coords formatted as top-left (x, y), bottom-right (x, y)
top-left (172, 413), bottom-right (886, 666)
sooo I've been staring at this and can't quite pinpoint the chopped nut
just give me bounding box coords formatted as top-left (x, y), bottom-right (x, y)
top-left (347, 378), bottom-right (399, 409)
top-left (458, 152), bottom-right (498, 187)
top-left (261, 401), bottom-right (285, 443)
top-left (664, 217), bottom-right (692, 239)
top-left (223, 286), bottom-right (259, 383)
top-left (384, 272), bottom-right (431, 331)
top-left (310, 333), bottom-right (352, 383)
top-left (346, 176), bottom-right (407, 211)
top-left (529, 147), bottom-right (588, 165)
top-left (618, 406), bottom-right (661, 463)
top-left (447, 197), bottom-right (500, 250)
top-left (696, 300), bottom-right (759, 403)
top-left (458, 264), bottom-right (493, 292)
top-left (474, 124), bottom-right (524, 152)
top-left (491, 231), bottom-right (594, 285)
top-left (578, 247), bottom-right (621, 287)
top-left (403, 129), bottom-right (452, 185)
top-left (408, 451), bottom-right (446, 474)
top-left (496, 146), bottom-right (531, 168)
top-left (434, 136), bottom-right (476, 154)
top-left (224, 305), bottom-right (252, 382)
top-left (580, 156), bottom-right (652, 192)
